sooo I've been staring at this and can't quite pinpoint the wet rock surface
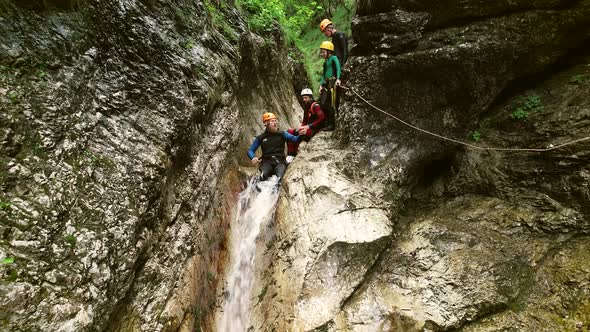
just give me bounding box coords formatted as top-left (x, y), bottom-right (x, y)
top-left (249, 134), bottom-right (393, 331)
top-left (0, 0), bottom-right (300, 330)
top-left (253, 0), bottom-right (590, 331)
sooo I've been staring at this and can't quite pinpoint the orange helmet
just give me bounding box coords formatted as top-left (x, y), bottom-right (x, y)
top-left (262, 112), bottom-right (277, 123)
top-left (319, 19), bottom-right (333, 32)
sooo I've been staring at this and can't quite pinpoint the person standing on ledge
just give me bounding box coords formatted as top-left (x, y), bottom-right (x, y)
top-left (318, 41), bottom-right (341, 131)
top-left (320, 19), bottom-right (348, 130)
top-left (319, 18), bottom-right (348, 68)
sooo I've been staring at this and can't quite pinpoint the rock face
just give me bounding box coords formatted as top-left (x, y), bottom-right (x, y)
top-left (249, 135), bottom-right (392, 331)
top-left (253, 0), bottom-right (590, 331)
top-left (0, 0), bottom-right (301, 331)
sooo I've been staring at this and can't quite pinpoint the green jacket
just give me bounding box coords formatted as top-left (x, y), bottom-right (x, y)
top-left (320, 55), bottom-right (341, 86)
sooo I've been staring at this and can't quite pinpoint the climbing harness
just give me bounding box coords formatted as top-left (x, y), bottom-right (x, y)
top-left (341, 86), bottom-right (590, 152)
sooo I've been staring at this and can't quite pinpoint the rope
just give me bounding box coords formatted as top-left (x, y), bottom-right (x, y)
top-left (340, 86), bottom-right (590, 152)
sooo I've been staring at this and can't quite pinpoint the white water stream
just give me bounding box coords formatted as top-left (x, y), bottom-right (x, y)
top-left (218, 177), bottom-right (280, 332)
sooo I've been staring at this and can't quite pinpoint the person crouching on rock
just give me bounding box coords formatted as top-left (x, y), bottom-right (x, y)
top-left (319, 41), bottom-right (341, 131)
top-left (247, 112), bottom-right (302, 182)
top-left (286, 88), bottom-right (326, 162)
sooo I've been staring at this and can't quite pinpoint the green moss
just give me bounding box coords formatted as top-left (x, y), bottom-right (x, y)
top-left (551, 301), bottom-right (590, 331)
top-left (257, 285), bottom-right (268, 304)
top-left (65, 234), bottom-right (77, 247)
top-left (194, 305), bottom-right (202, 332)
top-left (569, 74), bottom-right (587, 85)
top-left (5, 268), bottom-right (17, 282)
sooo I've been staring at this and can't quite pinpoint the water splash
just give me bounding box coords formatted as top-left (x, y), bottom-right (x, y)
top-left (218, 177), bottom-right (280, 332)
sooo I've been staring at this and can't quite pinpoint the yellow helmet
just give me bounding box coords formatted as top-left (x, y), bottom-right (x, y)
top-left (262, 112), bottom-right (277, 123)
top-left (319, 19), bottom-right (332, 32)
top-left (320, 41), bottom-right (334, 51)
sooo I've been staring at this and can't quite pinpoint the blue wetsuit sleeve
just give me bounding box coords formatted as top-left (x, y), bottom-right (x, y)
top-left (283, 131), bottom-right (302, 142)
top-left (247, 138), bottom-right (260, 159)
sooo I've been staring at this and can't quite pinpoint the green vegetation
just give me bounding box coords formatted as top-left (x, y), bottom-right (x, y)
top-left (86, 151), bottom-right (114, 168)
top-left (0, 201), bottom-right (11, 211)
top-left (510, 94), bottom-right (544, 120)
top-left (183, 39), bottom-right (194, 50)
top-left (207, 271), bottom-right (215, 282)
top-left (469, 131), bottom-right (481, 142)
top-left (294, 0), bottom-right (354, 91)
top-left (36, 69), bottom-right (46, 79)
top-left (235, 0), bottom-right (354, 90)
top-left (1, 258), bottom-right (17, 282)
top-left (8, 91), bottom-right (18, 104)
top-left (204, 0), bottom-right (237, 41)
top-left (569, 74), bottom-right (587, 85)
top-left (72, 150), bottom-right (114, 173)
top-left (257, 285), bottom-right (268, 303)
top-left (510, 109), bottom-right (529, 120)
top-left (194, 305), bottom-right (202, 332)
top-left (238, 0), bottom-right (320, 39)
top-left (0, 257), bottom-right (14, 265)
top-left (65, 234), bottom-right (77, 247)
top-left (5, 269), bottom-right (17, 282)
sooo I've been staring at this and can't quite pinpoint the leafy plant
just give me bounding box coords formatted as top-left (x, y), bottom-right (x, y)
top-left (257, 285), bottom-right (268, 303)
top-left (569, 74), bottom-right (587, 85)
top-left (469, 131), bottom-right (481, 142)
top-left (0, 201), bottom-right (11, 210)
top-left (194, 305), bottom-right (202, 332)
top-left (36, 69), bottom-right (46, 79)
top-left (510, 94), bottom-right (544, 120)
top-left (510, 109), bottom-right (529, 120)
top-left (65, 234), bottom-right (77, 247)
top-left (238, 0), bottom-right (322, 41)
top-left (5, 268), bottom-right (17, 282)
top-left (1, 257), bottom-right (14, 265)
top-left (8, 91), bottom-right (18, 103)
top-left (184, 39), bottom-right (194, 50)
top-left (207, 271), bottom-right (215, 282)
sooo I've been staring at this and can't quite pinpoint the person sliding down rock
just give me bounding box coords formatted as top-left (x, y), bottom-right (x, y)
top-left (318, 41), bottom-right (341, 131)
top-left (247, 112), bottom-right (302, 182)
top-left (286, 88), bottom-right (326, 163)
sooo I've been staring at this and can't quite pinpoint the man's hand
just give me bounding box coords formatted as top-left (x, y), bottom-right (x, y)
top-left (298, 125), bottom-right (310, 136)
top-left (336, 79), bottom-right (341, 86)
top-left (251, 157), bottom-right (260, 165)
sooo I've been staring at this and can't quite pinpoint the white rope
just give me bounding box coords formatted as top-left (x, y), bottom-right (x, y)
top-left (342, 86), bottom-right (590, 152)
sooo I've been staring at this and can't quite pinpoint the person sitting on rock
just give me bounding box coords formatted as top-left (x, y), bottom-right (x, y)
top-left (319, 41), bottom-right (341, 131)
top-left (247, 112), bottom-right (302, 182)
top-left (286, 88), bottom-right (326, 162)
top-left (319, 19), bottom-right (348, 68)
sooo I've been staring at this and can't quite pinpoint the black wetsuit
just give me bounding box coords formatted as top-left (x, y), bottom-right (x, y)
top-left (247, 130), bottom-right (301, 181)
top-left (332, 31), bottom-right (348, 68)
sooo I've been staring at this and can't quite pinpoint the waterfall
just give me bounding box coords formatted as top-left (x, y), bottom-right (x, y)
top-left (218, 176), bottom-right (280, 331)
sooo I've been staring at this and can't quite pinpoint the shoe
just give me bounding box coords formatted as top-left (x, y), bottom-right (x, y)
top-left (286, 155), bottom-right (295, 164)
